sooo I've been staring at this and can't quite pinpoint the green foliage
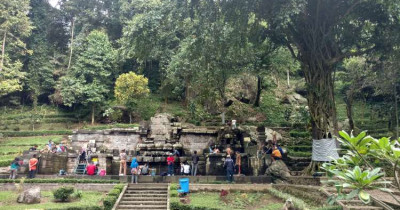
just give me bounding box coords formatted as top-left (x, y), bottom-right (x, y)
top-left (170, 201), bottom-right (220, 210)
top-left (53, 186), bottom-right (75, 202)
top-left (259, 92), bottom-right (286, 125)
top-left (289, 131), bottom-right (310, 138)
top-left (267, 188), bottom-right (309, 210)
top-left (107, 189), bottom-right (121, 197)
top-left (322, 131), bottom-right (400, 204)
top-left (71, 190), bottom-right (83, 199)
top-left (103, 195), bottom-right (117, 210)
top-left (113, 184), bottom-right (125, 193)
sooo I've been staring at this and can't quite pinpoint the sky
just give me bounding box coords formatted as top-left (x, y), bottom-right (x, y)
top-left (49, 0), bottom-right (58, 8)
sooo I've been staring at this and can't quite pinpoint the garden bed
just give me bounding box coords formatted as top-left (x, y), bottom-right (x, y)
top-left (0, 190), bottom-right (105, 210)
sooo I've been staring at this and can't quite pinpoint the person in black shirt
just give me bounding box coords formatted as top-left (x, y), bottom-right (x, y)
top-left (191, 150), bottom-right (199, 176)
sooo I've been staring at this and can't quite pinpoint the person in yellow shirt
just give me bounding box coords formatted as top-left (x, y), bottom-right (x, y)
top-left (271, 145), bottom-right (282, 162)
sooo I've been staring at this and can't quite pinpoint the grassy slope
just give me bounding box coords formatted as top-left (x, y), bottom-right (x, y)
top-left (0, 191), bottom-right (105, 210)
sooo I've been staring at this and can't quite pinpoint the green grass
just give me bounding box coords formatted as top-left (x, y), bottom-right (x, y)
top-left (0, 135), bottom-right (63, 146)
top-left (170, 192), bottom-right (284, 210)
top-left (0, 190), bottom-right (105, 210)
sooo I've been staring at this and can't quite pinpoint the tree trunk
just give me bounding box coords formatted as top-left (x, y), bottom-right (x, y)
top-left (91, 104), bottom-right (95, 125)
top-left (287, 67), bottom-right (290, 88)
top-left (304, 64), bottom-right (338, 140)
top-left (345, 96), bottom-right (355, 131)
top-left (254, 75), bottom-right (262, 107)
top-left (0, 31), bottom-right (6, 71)
top-left (67, 18), bottom-right (75, 70)
top-left (129, 113), bottom-right (132, 124)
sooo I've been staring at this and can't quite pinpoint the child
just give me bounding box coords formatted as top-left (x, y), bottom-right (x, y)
top-left (9, 158), bottom-right (21, 179)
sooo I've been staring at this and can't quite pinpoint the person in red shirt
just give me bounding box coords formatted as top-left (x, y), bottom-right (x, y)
top-left (86, 162), bottom-right (97, 175)
top-left (167, 153), bottom-right (175, 176)
top-left (28, 154), bottom-right (38, 179)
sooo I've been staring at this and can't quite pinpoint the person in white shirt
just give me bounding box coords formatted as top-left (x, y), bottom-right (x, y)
top-left (181, 161), bottom-right (191, 176)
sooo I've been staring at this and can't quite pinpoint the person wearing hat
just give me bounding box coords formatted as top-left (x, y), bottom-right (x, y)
top-left (167, 153), bottom-right (175, 176)
top-left (223, 155), bottom-right (235, 183)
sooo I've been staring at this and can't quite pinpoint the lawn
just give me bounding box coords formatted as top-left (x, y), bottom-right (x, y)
top-left (170, 192), bottom-right (284, 210)
top-left (0, 190), bottom-right (105, 210)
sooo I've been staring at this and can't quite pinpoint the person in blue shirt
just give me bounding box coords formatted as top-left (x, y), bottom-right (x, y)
top-left (223, 155), bottom-right (235, 183)
top-left (130, 157), bottom-right (139, 184)
top-left (9, 158), bottom-right (21, 179)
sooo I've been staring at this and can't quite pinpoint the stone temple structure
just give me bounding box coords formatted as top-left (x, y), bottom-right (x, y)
top-left (16, 113), bottom-right (285, 177)
top-left (61, 113), bottom-right (256, 175)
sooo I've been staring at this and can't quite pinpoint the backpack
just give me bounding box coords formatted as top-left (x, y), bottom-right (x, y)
top-left (131, 167), bottom-right (138, 175)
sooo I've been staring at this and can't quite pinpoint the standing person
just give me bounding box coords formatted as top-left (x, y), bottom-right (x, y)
top-left (167, 153), bottom-right (175, 176)
top-left (141, 163), bottom-right (149, 175)
top-left (235, 151), bottom-right (242, 175)
top-left (224, 155), bottom-right (235, 183)
top-left (9, 158), bottom-right (21, 179)
top-left (181, 161), bottom-right (191, 176)
top-left (79, 149), bottom-right (86, 163)
top-left (86, 162), bottom-right (96, 175)
top-left (28, 154), bottom-right (38, 179)
top-left (119, 149), bottom-right (127, 176)
top-left (130, 157), bottom-right (139, 184)
top-left (191, 150), bottom-right (199, 176)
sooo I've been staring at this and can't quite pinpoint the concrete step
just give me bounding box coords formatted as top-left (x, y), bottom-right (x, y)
top-left (124, 193), bottom-right (167, 197)
top-left (125, 190), bottom-right (167, 194)
top-left (120, 201), bottom-right (166, 205)
top-left (127, 187), bottom-right (168, 190)
top-left (117, 204), bottom-right (167, 209)
top-left (122, 197), bottom-right (167, 201)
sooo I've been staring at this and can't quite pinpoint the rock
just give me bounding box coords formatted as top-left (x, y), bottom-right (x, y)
top-left (17, 187), bottom-right (41, 204)
top-left (265, 160), bottom-right (291, 180)
top-left (265, 128), bottom-right (283, 142)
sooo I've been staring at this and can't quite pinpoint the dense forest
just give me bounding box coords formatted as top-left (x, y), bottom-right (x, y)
top-left (1, 0), bottom-right (400, 139)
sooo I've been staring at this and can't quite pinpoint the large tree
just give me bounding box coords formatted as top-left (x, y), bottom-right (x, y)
top-left (60, 30), bottom-right (115, 124)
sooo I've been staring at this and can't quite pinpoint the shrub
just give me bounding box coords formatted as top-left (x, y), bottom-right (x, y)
top-left (108, 189), bottom-right (121, 197)
top-left (0, 159), bottom-right (13, 167)
top-left (103, 195), bottom-right (118, 210)
top-left (53, 186), bottom-right (75, 202)
top-left (113, 184), bottom-right (124, 193)
top-left (289, 130), bottom-right (310, 138)
top-left (170, 201), bottom-right (220, 210)
top-left (71, 190), bottom-right (83, 199)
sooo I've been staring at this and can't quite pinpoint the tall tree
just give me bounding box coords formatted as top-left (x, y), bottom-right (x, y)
top-left (0, 0), bottom-right (33, 97)
top-left (60, 30), bottom-right (115, 124)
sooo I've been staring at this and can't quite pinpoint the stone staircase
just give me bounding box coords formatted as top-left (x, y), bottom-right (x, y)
top-left (115, 183), bottom-right (169, 210)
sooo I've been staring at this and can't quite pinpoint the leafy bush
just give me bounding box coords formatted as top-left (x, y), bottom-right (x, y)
top-left (107, 189), bottom-right (121, 197)
top-left (0, 159), bottom-right (13, 167)
top-left (170, 201), bottom-right (220, 210)
top-left (113, 184), bottom-right (125, 193)
top-left (103, 195), bottom-right (118, 210)
top-left (287, 151), bottom-right (312, 157)
top-left (53, 186), bottom-right (75, 202)
top-left (71, 190), bottom-right (83, 199)
top-left (289, 130), bottom-right (310, 138)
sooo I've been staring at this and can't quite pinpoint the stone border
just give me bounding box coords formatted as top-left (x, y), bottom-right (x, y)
top-left (189, 184), bottom-right (272, 192)
top-left (167, 183), bottom-right (171, 210)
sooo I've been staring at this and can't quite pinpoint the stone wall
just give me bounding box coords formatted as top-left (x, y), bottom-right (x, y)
top-left (71, 129), bottom-right (141, 152)
top-left (39, 153), bottom-right (68, 174)
top-left (180, 133), bottom-right (217, 155)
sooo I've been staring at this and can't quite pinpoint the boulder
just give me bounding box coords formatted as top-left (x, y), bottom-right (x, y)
top-left (265, 160), bottom-right (291, 180)
top-left (17, 187), bottom-right (41, 204)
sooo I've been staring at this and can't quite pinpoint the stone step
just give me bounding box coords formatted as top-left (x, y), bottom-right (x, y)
top-left (124, 193), bottom-right (167, 197)
top-left (126, 187), bottom-right (168, 191)
top-left (117, 204), bottom-right (167, 209)
top-left (120, 200), bottom-right (166, 205)
top-left (126, 189), bottom-right (167, 192)
top-left (122, 197), bottom-right (167, 201)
